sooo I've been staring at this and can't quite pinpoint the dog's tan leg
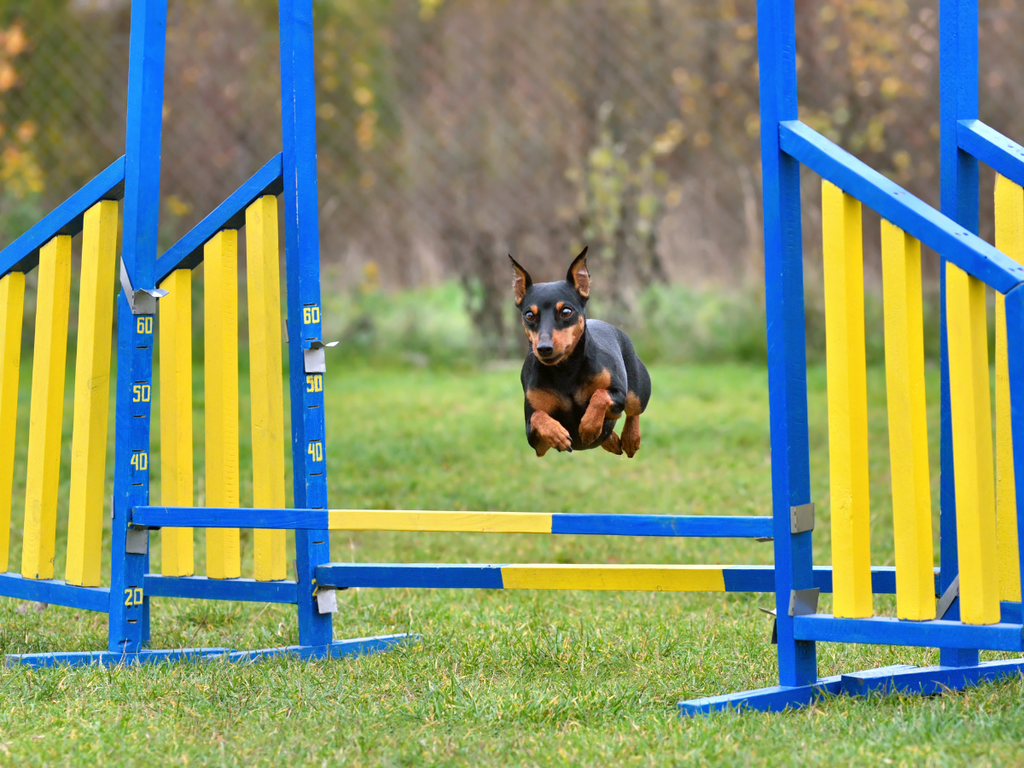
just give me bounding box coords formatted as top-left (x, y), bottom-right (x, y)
top-left (579, 389), bottom-right (614, 445)
top-left (621, 415), bottom-right (641, 457)
top-left (530, 410), bottom-right (571, 455)
top-left (601, 431), bottom-right (622, 455)
top-left (620, 391), bottom-right (643, 457)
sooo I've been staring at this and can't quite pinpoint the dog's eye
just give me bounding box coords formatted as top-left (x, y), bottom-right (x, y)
top-left (560, 307), bottom-right (573, 319)
top-left (524, 311), bottom-right (536, 321)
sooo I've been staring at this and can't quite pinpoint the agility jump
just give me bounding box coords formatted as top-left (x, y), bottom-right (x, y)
top-left (4, 0), bottom-right (1024, 715)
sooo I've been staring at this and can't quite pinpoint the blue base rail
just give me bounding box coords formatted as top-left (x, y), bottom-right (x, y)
top-left (5, 634), bottom-right (413, 669)
top-left (679, 658), bottom-right (1024, 714)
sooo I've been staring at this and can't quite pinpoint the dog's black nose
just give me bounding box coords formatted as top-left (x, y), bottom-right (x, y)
top-left (536, 343), bottom-right (554, 357)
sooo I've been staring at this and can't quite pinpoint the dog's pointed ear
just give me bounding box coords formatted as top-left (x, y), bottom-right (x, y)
top-left (566, 247), bottom-right (590, 299)
top-left (509, 255), bottom-right (532, 306)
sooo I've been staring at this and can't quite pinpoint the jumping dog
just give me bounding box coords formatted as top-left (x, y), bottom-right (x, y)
top-left (510, 248), bottom-right (651, 457)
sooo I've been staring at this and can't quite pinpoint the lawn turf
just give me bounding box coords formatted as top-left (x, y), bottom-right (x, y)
top-left (0, 363), bottom-right (1022, 766)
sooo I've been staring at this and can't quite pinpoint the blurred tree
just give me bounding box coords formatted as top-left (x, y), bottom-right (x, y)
top-left (0, 18), bottom-right (45, 245)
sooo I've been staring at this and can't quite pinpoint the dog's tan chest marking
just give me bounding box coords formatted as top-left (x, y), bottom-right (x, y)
top-left (527, 388), bottom-right (570, 415)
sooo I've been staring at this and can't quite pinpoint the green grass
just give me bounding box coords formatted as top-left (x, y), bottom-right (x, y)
top-left (1, 362), bottom-right (1024, 766)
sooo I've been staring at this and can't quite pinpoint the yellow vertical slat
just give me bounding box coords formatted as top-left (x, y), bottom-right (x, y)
top-left (880, 220), bottom-right (934, 620)
top-left (159, 268), bottom-right (194, 576)
top-left (946, 261), bottom-right (999, 624)
top-left (65, 201), bottom-right (118, 586)
top-left (22, 235), bottom-right (72, 580)
top-left (995, 174), bottom-right (1024, 603)
top-left (821, 180), bottom-right (872, 618)
top-left (246, 196), bottom-right (287, 581)
top-left (0, 272), bottom-right (25, 573)
top-left (204, 230), bottom-right (241, 579)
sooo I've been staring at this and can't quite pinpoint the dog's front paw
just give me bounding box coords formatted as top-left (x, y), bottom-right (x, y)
top-left (532, 412), bottom-right (573, 454)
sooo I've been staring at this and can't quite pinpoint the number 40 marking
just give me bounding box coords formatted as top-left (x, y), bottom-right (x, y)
top-left (308, 441), bottom-right (323, 462)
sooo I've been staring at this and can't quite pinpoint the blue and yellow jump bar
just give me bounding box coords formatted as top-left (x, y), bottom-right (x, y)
top-left (131, 507), bottom-right (774, 538)
top-left (318, 563), bottom-right (731, 591)
top-left (312, 563), bottom-right (935, 594)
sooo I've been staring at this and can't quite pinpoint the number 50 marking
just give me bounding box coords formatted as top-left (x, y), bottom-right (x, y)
top-left (124, 587), bottom-right (144, 607)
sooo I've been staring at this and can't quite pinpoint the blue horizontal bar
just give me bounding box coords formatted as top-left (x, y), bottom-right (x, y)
top-left (0, 156), bottom-right (126, 279)
top-left (143, 575), bottom-right (298, 603)
top-left (793, 614), bottom-right (1024, 652)
top-left (317, 563), bottom-right (505, 589)
top-left (679, 676), bottom-right (844, 715)
top-left (0, 573), bottom-right (109, 612)
top-left (841, 659), bottom-right (1024, 697)
top-left (551, 514), bottom-right (772, 538)
top-left (133, 507), bottom-right (329, 530)
top-left (155, 153), bottom-right (284, 283)
top-left (958, 119), bottom-right (1024, 189)
top-left (780, 120), bottom-right (1024, 293)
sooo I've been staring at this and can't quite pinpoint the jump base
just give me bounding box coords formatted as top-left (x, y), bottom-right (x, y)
top-left (6, 633), bottom-right (413, 669)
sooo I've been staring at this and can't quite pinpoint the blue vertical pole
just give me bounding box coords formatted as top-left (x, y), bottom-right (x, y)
top-left (280, 0), bottom-right (333, 649)
top-left (109, 0), bottom-right (166, 654)
top-left (939, 0), bottom-right (980, 667)
top-left (756, 0), bottom-right (817, 687)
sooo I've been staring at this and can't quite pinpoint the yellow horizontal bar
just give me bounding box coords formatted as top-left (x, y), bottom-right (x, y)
top-left (501, 565), bottom-right (726, 591)
top-left (328, 510), bottom-right (552, 534)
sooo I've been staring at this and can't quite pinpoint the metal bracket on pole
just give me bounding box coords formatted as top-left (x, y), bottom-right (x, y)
top-left (788, 588), bottom-right (819, 617)
top-left (316, 587), bottom-right (338, 614)
top-left (120, 258), bottom-right (167, 315)
top-left (125, 527), bottom-right (149, 555)
top-left (790, 503), bottom-right (815, 534)
top-left (303, 339), bottom-right (339, 373)
top-left (758, 606), bottom-right (778, 645)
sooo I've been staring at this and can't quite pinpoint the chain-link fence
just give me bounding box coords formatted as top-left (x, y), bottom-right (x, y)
top-left (1, 0), bottom-right (1023, 349)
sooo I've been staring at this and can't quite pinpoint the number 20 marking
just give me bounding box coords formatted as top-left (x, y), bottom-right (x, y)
top-left (124, 588), bottom-right (144, 607)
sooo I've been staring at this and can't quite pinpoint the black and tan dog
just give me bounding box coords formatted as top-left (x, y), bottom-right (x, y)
top-left (510, 248), bottom-right (651, 457)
